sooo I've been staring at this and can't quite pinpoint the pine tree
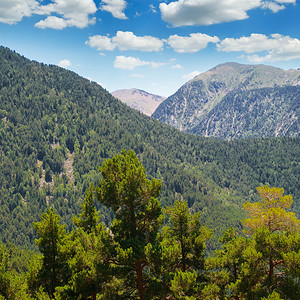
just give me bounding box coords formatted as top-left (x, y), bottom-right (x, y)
top-left (243, 185), bottom-right (300, 233)
top-left (73, 183), bottom-right (99, 234)
top-left (161, 200), bottom-right (212, 298)
top-left (96, 150), bottom-right (163, 300)
top-left (33, 208), bottom-right (68, 298)
top-left (207, 186), bottom-right (300, 299)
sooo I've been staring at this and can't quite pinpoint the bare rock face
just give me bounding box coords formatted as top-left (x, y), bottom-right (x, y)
top-left (152, 62), bottom-right (300, 139)
top-left (112, 88), bottom-right (166, 116)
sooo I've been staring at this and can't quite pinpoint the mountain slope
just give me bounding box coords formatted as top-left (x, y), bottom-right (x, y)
top-left (0, 47), bottom-right (299, 250)
top-left (152, 62), bottom-right (300, 139)
top-left (112, 88), bottom-right (166, 116)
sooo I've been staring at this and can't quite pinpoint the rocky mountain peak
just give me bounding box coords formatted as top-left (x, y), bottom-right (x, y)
top-left (112, 88), bottom-right (166, 116)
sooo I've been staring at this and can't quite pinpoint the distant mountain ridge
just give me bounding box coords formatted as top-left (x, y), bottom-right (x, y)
top-left (152, 62), bottom-right (300, 139)
top-left (112, 88), bottom-right (166, 116)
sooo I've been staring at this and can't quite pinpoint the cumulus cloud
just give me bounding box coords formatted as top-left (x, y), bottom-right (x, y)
top-left (159, 0), bottom-right (295, 27)
top-left (172, 64), bottom-right (183, 69)
top-left (114, 56), bottom-right (166, 70)
top-left (0, 0), bottom-right (39, 24)
top-left (35, 16), bottom-right (67, 29)
top-left (159, 0), bottom-right (261, 27)
top-left (113, 31), bottom-right (163, 51)
top-left (182, 71), bottom-right (201, 80)
top-left (263, 0), bottom-right (296, 12)
top-left (101, 0), bottom-right (127, 19)
top-left (58, 59), bottom-right (71, 68)
top-left (0, 0), bottom-right (131, 28)
top-left (86, 31), bottom-right (163, 52)
top-left (34, 0), bottom-right (97, 29)
top-left (261, 1), bottom-right (285, 12)
top-left (218, 33), bottom-right (279, 53)
top-left (167, 33), bottom-right (219, 53)
top-left (114, 56), bottom-right (151, 69)
top-left (85, 35), bottom-right (116, 51)
top-left (218, 33), bottom-right (300, 62)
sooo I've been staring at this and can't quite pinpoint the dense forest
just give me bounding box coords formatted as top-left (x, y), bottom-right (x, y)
top-left (0, 46), bottom-right (299, 252)
top-left (1, 150), bottom-right (300, 299)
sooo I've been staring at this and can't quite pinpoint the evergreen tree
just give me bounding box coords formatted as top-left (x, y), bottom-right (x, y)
top-left (73, 183), bottom-right (99, 234)
top-left (33, 208), bottom-right (69, 298)
top-left (243, 185), bottom-right (300, 233)
top-left (0, 242), bottom-right (11, 299)
top-left (163, 200), bottom-right (212, 272)
top-left (207, 186), bottom-right (300, 299)
top-left (56, 185), bottom-right (113, 300)
top-left (96, 150), bottom-right (163, 300)
top-left (161, 200), bottom-right (212, 299)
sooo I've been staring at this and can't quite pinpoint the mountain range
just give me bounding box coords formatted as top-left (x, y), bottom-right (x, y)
top-left (152, 62), bottom-right (300, 139)
top-left (0, 46), bottom-right (299, 250)
top-left (112, 88), bottom-right (166, 116)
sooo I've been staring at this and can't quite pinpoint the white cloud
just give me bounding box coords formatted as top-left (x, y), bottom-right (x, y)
top-left (35, 16), bottom-right (68, 29)
top-left (159, 0), bottom-right (261, 27)
top-left (218, 33), bottom-right (300, 62)
top-left (114, 56), bottom-right (151, 70)
top-left (159, 0), bottom-right (295, 27)
top-left (58, 59), bottom-right (71, 68)
top-left (182, 71), bottom-right (200, 80)
top-left (112, 31), bottom-right (163, 51)
top-left (151, 61), bottom-right (168, 68)
top-left (86, 31), bottom-right (163, 52)
top-left (172, 64), bottom-right (183, 69)
top-left (85, 35), bottom-right (116, 51)
top-left (101, 0), bottom-right (127, 19)
top-left (0, 0), bottom-right (98, 28)
top-left (131, 73), bottom-right (146, 78)
top-left (167, 33), bottom-right (219, 53)
top-left (35, 0), bottom-right (97, 29)
top-left (0, 0), bottom-right (39, 24)
top-left (262, 0), bottom-right (296, 12)
top-left (261, 2), bottom-right (285, 12)
top-left (273, 0), bottom-right (295, 3)
top-left (114, 56), bottom-right (166, 70)
top-left (218, 33), bottom-right (279, 53)
top-left (149, 4), bottom-right (157, 13)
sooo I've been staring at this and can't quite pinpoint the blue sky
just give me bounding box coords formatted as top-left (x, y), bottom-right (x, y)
top-left (1, 0), bottom-right (300, 96)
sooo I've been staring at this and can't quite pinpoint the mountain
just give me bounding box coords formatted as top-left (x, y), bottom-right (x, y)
top-left (0, 46), bottom-right (299, 250)
top-left (152, 62), bottom-right (300, 139)
top-left (112, 88), bottom-right (166, 116)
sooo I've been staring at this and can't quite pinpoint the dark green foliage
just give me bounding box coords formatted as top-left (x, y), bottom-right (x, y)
top-left (33, 209), bottom-right (68, 298)
top-left (96, 150), bottom-right (163, 300)
top-left (0, 46), bottom-right (299, 252)
top-left (73, 183), bottom-right (99, 234)
top-left (206, 188), bottom-right (300, 299)
top-left (0, 149), bottom-right (299, 299)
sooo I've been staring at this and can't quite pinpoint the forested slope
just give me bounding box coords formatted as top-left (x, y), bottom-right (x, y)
top-left (0, 46), bottom-right (299, 249)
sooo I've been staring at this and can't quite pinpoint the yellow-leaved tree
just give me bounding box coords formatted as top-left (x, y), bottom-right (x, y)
top-left (242, 186), bottom-right (300, 298)
top-left (206, 186), bottom-right (300, 299)
top-left (243, 185), bottom-right (300, 233)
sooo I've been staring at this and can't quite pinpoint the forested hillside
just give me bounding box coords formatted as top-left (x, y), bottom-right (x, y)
top-left (152, 62), bottom-right (300, 139)
top-left (0, 46), bottom-right (299, 251)
top-left (1, 152), bottom-right (300, 299)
